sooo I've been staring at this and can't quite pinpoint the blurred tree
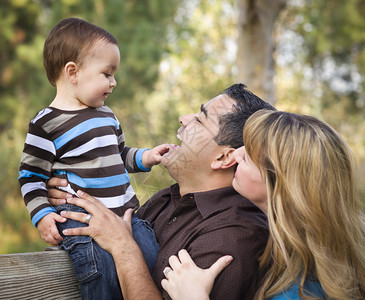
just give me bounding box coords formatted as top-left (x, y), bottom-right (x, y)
top-left (0, 0), bottom-right (45, 132)
top-left (236, 0), bottom-right (287, 104)
top-left (275, 0), bottom-right (365, 201)
top-left (286, 0), bottom-right (365, 116)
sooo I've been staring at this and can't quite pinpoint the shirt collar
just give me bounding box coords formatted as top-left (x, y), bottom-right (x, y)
top-left (170, 183), bottom-right (254, 219)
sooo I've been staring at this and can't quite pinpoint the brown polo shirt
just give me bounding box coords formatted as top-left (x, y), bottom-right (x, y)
top-left (137, 183), bottom-right (269, 300)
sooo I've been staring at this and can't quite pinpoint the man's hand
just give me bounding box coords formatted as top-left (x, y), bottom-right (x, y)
top-left (37, 212), bottom-right (66, 245)
top-left (47, 177), bottom-right (73, 205)
top-left (59, 190), bottom-right (135, 255)
top-left (60, 190), bottom-right (162, 299)
top-left (142, 144), bottom-right (171, 169)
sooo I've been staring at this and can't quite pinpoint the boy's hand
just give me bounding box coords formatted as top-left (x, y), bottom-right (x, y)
top-left (142, 144), bottom-right (171, 169)
top-left (37, 212), bottom-right (66, 246)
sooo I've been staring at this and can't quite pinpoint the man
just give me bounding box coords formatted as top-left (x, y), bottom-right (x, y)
top-left (49, 83), bottom-right (275, 299)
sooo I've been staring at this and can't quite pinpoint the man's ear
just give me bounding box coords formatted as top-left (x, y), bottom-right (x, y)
top-left (211, 148), bottom-right (236, 170)
top-left (64, 62), bottom-right (78, 84)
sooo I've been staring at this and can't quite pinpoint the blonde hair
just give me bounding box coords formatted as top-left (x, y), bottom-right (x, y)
top-left (243, 110), bottom-right (365, 299)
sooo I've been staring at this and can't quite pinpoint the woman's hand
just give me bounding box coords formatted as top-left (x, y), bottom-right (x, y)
top-left (161, 249), bottom-right (233, 300)
top-left (59, 190), bottom-right (134, 255)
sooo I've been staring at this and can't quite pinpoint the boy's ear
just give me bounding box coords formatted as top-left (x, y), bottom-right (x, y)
top-left (64, 62), bottom-right (78, 84)
top-left (211, 148), bottom-right (236, 170)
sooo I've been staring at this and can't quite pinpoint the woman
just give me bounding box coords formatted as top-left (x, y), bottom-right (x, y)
top-left (162, 110), bottom-right (365, 299)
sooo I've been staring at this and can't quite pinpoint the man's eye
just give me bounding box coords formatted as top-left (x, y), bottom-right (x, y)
top-left (194, 116), bottom-right (202, 124)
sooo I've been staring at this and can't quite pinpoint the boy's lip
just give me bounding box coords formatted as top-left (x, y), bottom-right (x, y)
top-left (103, 92), bottom-right (111, 98)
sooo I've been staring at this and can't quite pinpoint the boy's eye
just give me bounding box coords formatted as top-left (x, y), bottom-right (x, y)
top-left (104, 73), bottom-right (111, 77)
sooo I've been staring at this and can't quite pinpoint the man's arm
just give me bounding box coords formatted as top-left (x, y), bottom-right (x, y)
top-left (57, 190), bottom-right (163, 300)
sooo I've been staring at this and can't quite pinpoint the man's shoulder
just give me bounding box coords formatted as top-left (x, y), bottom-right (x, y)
top-left (150, 184), bottom-right (176, 198)
top-left (137, 184), bottom-right (176, 219)
top-left (200, 208), bottom-right (268, 241)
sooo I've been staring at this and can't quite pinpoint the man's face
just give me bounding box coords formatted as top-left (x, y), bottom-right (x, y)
top-left (162, 94), bottom-right (236, 181)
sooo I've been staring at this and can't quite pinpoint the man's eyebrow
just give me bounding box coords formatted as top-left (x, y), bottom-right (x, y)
top-left (200, 104), bottom-right (208, 118)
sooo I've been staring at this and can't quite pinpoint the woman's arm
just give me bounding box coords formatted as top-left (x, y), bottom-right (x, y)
top-left (161, 249), bottom-right (233, 300)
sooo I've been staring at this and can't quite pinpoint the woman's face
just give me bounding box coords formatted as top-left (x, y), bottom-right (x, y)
top-left (232, 146), bottom-right (268, 213)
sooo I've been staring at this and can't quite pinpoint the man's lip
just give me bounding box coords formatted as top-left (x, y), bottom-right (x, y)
top-left (176, 127), bottom-right (184, 142)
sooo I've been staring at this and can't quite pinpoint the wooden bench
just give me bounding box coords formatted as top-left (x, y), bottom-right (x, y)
top-left (0, 248), bottom-right (81, 299)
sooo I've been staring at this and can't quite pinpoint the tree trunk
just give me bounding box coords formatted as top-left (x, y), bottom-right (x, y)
top-left (236, 0), bottom-right (287, 104)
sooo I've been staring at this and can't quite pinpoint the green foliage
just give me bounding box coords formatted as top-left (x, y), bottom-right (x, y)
top-left (276, 0), bottom-right (365, 202)
top-left (288, 0), bottom-right (365, 114)
top-left (0, 0), bottom-right (44, 131)
top-left (0, 0), bottom-right (179, 253)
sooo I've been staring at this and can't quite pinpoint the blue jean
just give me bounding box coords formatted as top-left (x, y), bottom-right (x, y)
top-left (56, 204), bottom-right (159, 300)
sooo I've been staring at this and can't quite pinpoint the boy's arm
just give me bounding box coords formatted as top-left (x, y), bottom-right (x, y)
top-left (115, 117), bottom-right (170, 172)
top-left (141, 144), bottom-right (171, 169)
top-left (120, 145), bottom-right (170, 172)
top-left (19, 122), bottom-right (57, 227)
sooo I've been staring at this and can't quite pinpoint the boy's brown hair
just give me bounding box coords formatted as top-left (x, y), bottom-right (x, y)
top-left (43, 17), bottom-right (118, 86)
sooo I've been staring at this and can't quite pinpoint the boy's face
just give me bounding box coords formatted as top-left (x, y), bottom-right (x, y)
top-left (74, 39), bottom-right (120, 108)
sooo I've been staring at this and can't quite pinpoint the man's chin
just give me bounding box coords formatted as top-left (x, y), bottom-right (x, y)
top-left (161, 145), bottom-right (182, 172)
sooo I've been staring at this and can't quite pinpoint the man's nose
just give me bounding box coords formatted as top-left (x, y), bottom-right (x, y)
top-left (179, 114), bottom-right (195, 127)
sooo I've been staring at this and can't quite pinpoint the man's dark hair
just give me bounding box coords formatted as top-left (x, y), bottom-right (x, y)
top-left (214, 83), bottom-right (276, 148)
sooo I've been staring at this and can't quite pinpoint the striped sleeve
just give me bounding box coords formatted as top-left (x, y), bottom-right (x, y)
top-left (18, 120), bottom-right (56, 226)
top-left (117, 120), bottom-right (151, 173)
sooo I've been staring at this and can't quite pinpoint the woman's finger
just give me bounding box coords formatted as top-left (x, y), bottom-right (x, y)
top-left (207, 255), bottom-right (233, 278)
top-left (177, 249), bottom-right (195, 264)
top-left (168, 254), bottom-right (181, 270)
